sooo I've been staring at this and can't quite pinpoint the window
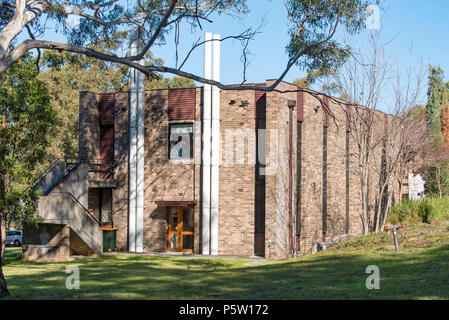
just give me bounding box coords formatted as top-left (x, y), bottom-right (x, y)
top-left (100, 188), bottom-right (113, 223)
top-left (256, 118), bottom-right (266, 178)
top-left (169, 123), bottom-right (193, 159)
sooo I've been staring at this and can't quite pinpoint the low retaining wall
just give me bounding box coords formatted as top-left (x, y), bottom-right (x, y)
top-left (22, 223), bottom-right (70, 262)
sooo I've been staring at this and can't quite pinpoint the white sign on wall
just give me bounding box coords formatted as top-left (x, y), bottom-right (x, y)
top-left (408, 173), bottom-right (426, 200)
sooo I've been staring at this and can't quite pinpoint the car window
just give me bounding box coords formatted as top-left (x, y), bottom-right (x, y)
top-left (6, 231), bottom-right (21, 236)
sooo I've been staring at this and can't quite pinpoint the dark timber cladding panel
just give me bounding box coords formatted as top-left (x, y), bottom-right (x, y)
top-left (255, 84), bottom-right (266, 256)
top-left (346, 104), bottom-right (352, 132)
top-left (100, 125), bottom-right (114, 179)
top-left (99, 93), bottom-right (115, 125)
top-left (168, 88), bottom-right (196, 120)
top-left (323, 96), bottom-right (329, 128)
top-left (297, 90), bottom-right (304, 122)
top-left (255, 86), bottom-right (266, 119)
top-left (100, 126), bottom-right (114, 161)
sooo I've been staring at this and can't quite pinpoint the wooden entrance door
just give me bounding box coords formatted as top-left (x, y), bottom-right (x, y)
top-left (168, 207), bottom-right (194, 252)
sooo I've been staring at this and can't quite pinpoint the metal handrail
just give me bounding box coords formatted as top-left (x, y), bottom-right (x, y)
top-left (61, 158), bottom-right (82, 180)
top-left (53, 191), bottom-right (101, 226)
top-left (25, 159), bottom-right (61, 193)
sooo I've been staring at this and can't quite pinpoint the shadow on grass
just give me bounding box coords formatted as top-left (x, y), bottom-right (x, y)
top-left (3, 244), bottom-right (449, 300)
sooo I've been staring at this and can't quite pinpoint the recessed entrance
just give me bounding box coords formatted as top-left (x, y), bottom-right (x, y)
top-left (167, 207), bottom-right (194, 252)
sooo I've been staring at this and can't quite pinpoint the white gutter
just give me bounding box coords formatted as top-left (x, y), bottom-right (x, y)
top-left (210, 34), bottom-right (220, 256)
top-left (129, 29), bottom-right (145, 253)
top-left (202, 32), bottom-right (213, 255)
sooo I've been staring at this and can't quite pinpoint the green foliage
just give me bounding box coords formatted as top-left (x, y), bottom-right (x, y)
top-left (293, 69), bottom-right (327, 88)
top-left (0, 53), bottom-right (56, 228)
top-left (388, 197), bottom-right (449, 224)
top-left (146, 75), bottom-right (196, 90)
top-left (2, 189), bottom-right (42, 230)
top-left (422, 163), bottom-right (449, 197)
top-left (333, 232), bottom-right (392, 249)
top-left (406, 105), bottom-right (427, 122)
top-left (426, 66), bottom-right (449, 137)
top-left (286, 0), bottom-right (369, 74)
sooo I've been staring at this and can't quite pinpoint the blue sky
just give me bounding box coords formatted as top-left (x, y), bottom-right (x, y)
top-left (149, 0), bottom-right (449, 87)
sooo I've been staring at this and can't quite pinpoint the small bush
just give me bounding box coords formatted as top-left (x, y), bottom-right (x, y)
top-left (388, 197), bottom-right (449, 224)
top-left (334, 232), bottom-right (391, 249)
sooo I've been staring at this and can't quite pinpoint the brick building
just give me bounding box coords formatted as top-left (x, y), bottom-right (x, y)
top-left (23, 79), bottom-right (404, 261)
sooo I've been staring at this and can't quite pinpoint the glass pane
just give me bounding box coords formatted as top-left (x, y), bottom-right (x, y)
top-left (170, 234), bottom-right (178, 249)
top-left (170, 123), bottom-right (193, 134)
top-left (182, 235), bottom-right (194, 250)
top-left (170, 208), bottom-right (178, 231)
top-left (101, 189), bottom-right (113, 222)
top-left (182, 208), bottom-right (194, 232)
top-left (101, 189), bottom-right (112, 211)
top-left (170, 124), bottom-right (193, 159)
top-left (102, 211), bottom-right (112, 223)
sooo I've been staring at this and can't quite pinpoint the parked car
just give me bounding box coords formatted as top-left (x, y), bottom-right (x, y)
top-left (5, 230), bottom-right (22, 247)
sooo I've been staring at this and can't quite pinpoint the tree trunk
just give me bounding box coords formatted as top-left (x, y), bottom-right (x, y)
top-left (1, 108), bottom-right (5, 262)
top-left (0, 215), bottom-right (10, 298)
top-left (381, 190), bottom-right (393, 230)
top-left (0, 96), bottom-right (10, 297)
top-left (0, 220), bottom-right (4, 263)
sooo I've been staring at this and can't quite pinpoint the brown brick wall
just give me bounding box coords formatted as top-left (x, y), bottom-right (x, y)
top-left (325, 95), bottom-right (349, 240)
top-left (79, 91), bottom-right (100, 161)
top-left (219, 88), bottom-right (257, 256)
top-left (113, 91), bottom-right (130, 250)
top-left (79, 81), bottom-right (402, 258)
top-left (265, 80), bottom-right (297, 259)
top-left (297, 88), bottom-right (324, 254)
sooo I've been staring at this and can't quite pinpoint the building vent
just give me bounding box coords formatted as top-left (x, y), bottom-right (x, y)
top-left (168, 88), bottom-right (196, 120)
top-left (297, 90), bottom-right (304, 122)
top-left (99, 93), bottom-right (115, 125)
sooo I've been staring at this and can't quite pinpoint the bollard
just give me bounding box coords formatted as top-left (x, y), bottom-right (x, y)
top-left (384, 224), bottom-right (403, 252)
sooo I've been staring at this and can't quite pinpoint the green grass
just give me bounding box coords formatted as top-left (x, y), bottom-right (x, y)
top-left (3, 221), bottom-right (449, 300)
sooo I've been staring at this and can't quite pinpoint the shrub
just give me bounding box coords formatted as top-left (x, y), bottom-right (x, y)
top-left (388, 197), bottom-right (449, 224)
top-left (334, 232), bottom-right (391, 249)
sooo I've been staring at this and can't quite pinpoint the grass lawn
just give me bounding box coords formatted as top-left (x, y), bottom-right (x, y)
top-left (2, 221), bottom-right (449, 300)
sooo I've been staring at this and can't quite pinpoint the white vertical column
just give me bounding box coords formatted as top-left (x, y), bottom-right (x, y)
top-left (128, 30), bottom-right (138, 252)
top-left (202, 32), bottom-right (213, 255)
top-left (210, 34), bottom-right (221, 256)
top-left (136, 54), bottom-right (145, 253)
